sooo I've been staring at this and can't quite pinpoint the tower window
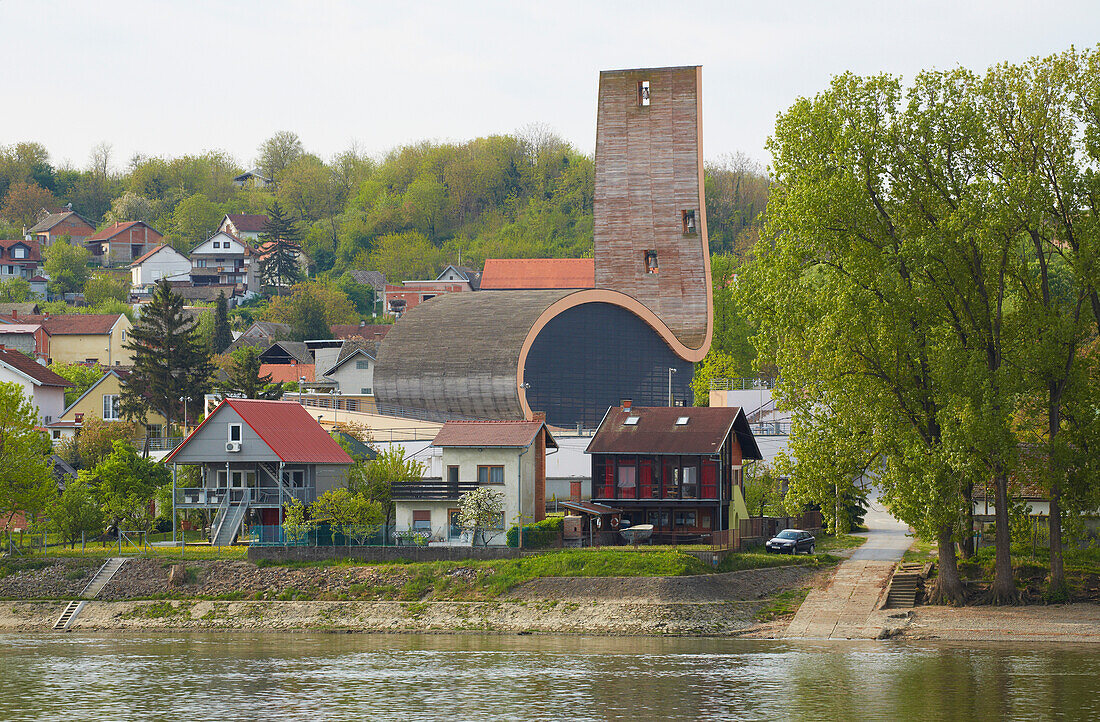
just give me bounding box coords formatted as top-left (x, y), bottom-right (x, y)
top-left (682, 210), bottom-right (697, 235)
top-left (638, 80), bottom-right (650, 106)
top-left (644, 250), bottom-right (659, 274)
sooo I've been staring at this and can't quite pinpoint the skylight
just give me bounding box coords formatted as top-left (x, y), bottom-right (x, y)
top-left (624, 416), bottom-right (640, 426)
top-left (675, 416), bottom-right (690, 426)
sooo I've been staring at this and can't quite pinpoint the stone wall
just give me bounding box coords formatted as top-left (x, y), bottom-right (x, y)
top-left (247, 545), bottom-right (530, 564)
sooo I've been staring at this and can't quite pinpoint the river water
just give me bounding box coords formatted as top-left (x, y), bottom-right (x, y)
top-left (0, 632), bottom-right (1097, 721)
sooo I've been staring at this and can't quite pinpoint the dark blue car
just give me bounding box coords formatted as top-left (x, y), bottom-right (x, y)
top-left (765, 528), bottom-right (816, 554)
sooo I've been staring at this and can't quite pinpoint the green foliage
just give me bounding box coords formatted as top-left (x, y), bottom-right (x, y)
top-left (166, 193), bottom-right (222, 248)
top-left (222, 346), bottom-right (283, 399)
top-left (212, 291), bottom-right (232, 354)
top-left (457, 487), bottom-right (505, 546)
top-left (49, 478), bottom-right (105, 548)
top-left (281, 498), bottom-right (315, 545)
top-left (309, 487), bottom-right (385, 545)
top-left (121, 280), bottom-right (214, 430)
top-left (52, 362), bottom-right (103, 407)
top-left (260, 281), bottom-right (356, 340)
top-left (85, 440), bottom-right (169, 531)
top-left (0, 277), bottom-right (37, 303)
top-left (57, 416), bottom-right (138, 470)
top-left (743, 462), bottom-right (784, 518)
top-left (0, 382), bottom-right (54, 532)
top-left (260, 199), bottom-right (303, 292)
top-left (83, 272), bottom-right (129, 306)
top-left (506, 515), bottom-right (563, 548)
top-left (43, 239), bottom-right (90, 296)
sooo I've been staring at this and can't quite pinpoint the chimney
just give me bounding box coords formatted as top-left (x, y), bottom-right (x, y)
top-left (621, 399), bottom-right (632, 410)
top-left (532, 411), bottom-right (546, 422)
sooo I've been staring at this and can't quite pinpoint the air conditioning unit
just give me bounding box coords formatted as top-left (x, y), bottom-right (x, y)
top-left (226, 441), bottom-right (241, 452)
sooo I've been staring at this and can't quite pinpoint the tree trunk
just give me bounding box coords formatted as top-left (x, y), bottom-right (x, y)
top-left (989, 471), bottom-right (1018, 604)
top-left (960, 481), bottom-right (975, 559)
top-left (1048, 386), bottom-right (1066, 594)
top-left (928, 522), bottom-right (967, 605)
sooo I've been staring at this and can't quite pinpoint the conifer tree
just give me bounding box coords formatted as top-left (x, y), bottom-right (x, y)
top-left (212, 291), bottom-right (232, 353)
top-left (222, 346), bottom-right (284, 400)
top-left (260, 199), bottom-right (302, 294)
top-left (121, 280), bottom-right (214, 432)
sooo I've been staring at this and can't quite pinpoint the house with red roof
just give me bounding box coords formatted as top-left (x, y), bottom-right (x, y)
top-left (0, 347), bottom-right (72, 425)
top-left (0, 239), bottom-right (42, 282)
top-left (391, 419), bottom-right (557, 544)
top-left (86, 221), bottom-right (163, 266)
top-left (165, 399), bottom-right (353, 545)
top-left (218, 213), bottom-right (268, 242)
top-left (25, 209), bottom-right (96, 248)
top-left (129, 244), bottom-right (192, 290)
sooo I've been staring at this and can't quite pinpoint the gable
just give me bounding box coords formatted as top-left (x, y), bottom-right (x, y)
top-left (166, 404), bottom-right (281, 463)
top-left (192, 232), bottom-right (247, 255)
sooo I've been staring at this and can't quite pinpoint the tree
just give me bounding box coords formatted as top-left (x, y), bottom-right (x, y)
top-left (83, 272), bottom-right (129, 306)
top-left (222, 346), bottom-right (283, 399)
top-left (87, 440), bottom-right (169, 531)
top-left (691, 350), bottom-right (740, 407)
top-left (52, 362), bottom-right (104, 407)
top-left (310, 487), bottom-right (385, 545)
top-left (212, 291), bottom-right (233, 353)
top-left (104, 190), bottom-right (156, 226)
top-left (260, 199), bottom-right (303, 293)
top-left (56, 416), bottom-right (139, 470)
top-left (168, 193), bottom-right (222, 247)
top-left (49, 478), bottom-right (104, 548)
top-left (1, 181), bottom-right (56, 228)
top-left (0, 277), bottom-right (36, 303)
top-left (43, 239), bottom-right (90, 296)
top-left (260, 281), bottom-right (357, 333)
top-left (743, 462), bottom-right (783, 517)
top-left (281, 497), bottom-right (315, 545)
top-left (0, 382), bottom-right (54, 533)
top-left (256, 131), bottom-right (304, 184)
top-left (347, 445), bottom-right (422, 524)
top-left (121, 280), bottom-right (214, 433)
top-left (457, 487), bottom-right (504, 546)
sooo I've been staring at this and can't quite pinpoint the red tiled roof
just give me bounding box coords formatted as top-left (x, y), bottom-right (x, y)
top-left (4, 314), bottom-right (123, 335)
top-left (0, 348), bottom-right (71, 387)
top-left (585, 406), bottom-right (763, 459)
top-left (0, 239), bottom-right (41, 263)
top-left (431, 420), bottom-right (557, 449)
top-left (260, 364), bottom-right (314, 383)
top-left (225, 214), bottom-right (268, 233)
top-left (479, 258), bottom-right (595, 290)
top-left (168, 399), bottom-right (351, 464)
top-left (87, 221), bottom-right (144, 242)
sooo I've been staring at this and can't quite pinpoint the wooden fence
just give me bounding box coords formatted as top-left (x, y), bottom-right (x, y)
top-left (711, 511), bottom-right (825, 550)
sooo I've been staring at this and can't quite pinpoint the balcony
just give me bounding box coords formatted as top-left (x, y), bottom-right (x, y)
top-left (174, 486), bottom-right (313, 508)
top-left (391, 478), bottom-right (479, 501)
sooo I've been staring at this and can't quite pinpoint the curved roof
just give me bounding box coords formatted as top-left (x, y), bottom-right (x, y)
top-left (374, 288), bottom-right (704, 420)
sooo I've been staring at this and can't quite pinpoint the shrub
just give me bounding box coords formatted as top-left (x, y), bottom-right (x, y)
top-left (506, 516), bottom-right (564, 548)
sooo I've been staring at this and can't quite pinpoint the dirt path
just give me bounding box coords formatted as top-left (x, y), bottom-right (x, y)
top-left (784, 495), bottom-right (911, 639)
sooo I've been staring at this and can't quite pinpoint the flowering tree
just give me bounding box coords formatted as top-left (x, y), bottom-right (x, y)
top-left (458, 487), bottom-right (504, 547)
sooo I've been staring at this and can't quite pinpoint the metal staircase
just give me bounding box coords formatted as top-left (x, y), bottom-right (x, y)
top-left (211, 489), bottom-right (251, 546)
top-left (54, 557), bottom-right (127, 630)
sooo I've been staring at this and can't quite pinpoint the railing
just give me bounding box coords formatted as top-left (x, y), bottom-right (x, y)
top-left (143, 436), bottom-right (184, 451)
top-left (390, 478), bottom-right (480, 500)
top-left (710, 377), bottom-right (776, 391)
top-left (174, 486), bottom-right (312, 507)
top-left (748, 421), bottom-right (792, 436)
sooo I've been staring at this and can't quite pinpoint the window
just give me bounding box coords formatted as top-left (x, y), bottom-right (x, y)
top-left (12, 246), bottom-right (25, 259)
top-left (360, 387), bottom-right (372, 395)
top-left (682, 210), bottom-right (698, 235)
top-left (52, 429), bottom-right (62, 440)
top-left (674, 510), bottom-right (697, 528)
top-left (682, 464), bottom-right (698, 499)
top-left (282, 470), bottom-right (305, 487)
top-left (617, 460), bottom-right (637, 500)
top-left (644, 250), bottom-right (659, 274)
top-left (231, 471), bottom-right (254, 488)
top-left (448, 466), bottom-right (460, 485)
top-left (196, 259), bottom-right (207, 267)
top-left (638, 80), bottom-right (650, 106)
top-left (478, 465), bottom-right (504, 485)
top-left (228, 423), bottom-right (242, 442)
top-left (216, 470), bottom-right (228, 487)
top-left (676, 416), bottom-right (690, 425)
top-left (356, 360), bottom-right (370, 370)
top-left (624, 416), bottom-right (639, 426)
top-left (412, 510), bottom-right (432, 532)
top-left (102, 394), bottom-right (120, 420)
top-left (120, 330), bottom-right (126, 341)
top-left (448, 509), bottom-right (463, 539)
top-left (146, 424), bottom-right (163, 439)
top-left (213, 241), bottom-right (221, 248)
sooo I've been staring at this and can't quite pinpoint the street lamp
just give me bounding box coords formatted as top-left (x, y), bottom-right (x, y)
top-left (298, 376), bottom-right (305, 405)
top-left (668, 367), bottom-right (677, 407)
top-left (179, 396), bottom-right (191, 435)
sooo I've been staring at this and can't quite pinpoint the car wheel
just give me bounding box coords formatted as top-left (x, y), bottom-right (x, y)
top-left (808, 544), bottom-right (815, 555)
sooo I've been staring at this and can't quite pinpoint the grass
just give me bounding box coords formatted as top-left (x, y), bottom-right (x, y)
top-left (716, 551), bottom-right (840, 573)
top-left (903, 536), bottom-right (938, 564)
top-left (817, 534), bottom-right (867, 552)
top-left (755, 587), bottom-right (811, 622)
top-left (40, 543), bottom-right (247, 561)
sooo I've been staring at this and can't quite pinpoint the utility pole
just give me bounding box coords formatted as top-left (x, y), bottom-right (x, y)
top-left (668, 367), bottom-right (677, 407)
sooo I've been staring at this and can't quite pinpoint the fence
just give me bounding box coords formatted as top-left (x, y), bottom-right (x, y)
top-left (246, 523), bottom-right (389, 547)
top-left (711, 511), bottom-right (825, 550)
top-left (710, 377), bottom-right (775, 391)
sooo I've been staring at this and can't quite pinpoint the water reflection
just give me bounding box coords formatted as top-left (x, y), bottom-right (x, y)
top-left (0, 634), bottom-right (1097, 721)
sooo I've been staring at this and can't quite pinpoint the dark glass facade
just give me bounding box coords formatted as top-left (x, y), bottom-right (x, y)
top-left (523, 303), bottom-right (694, 428)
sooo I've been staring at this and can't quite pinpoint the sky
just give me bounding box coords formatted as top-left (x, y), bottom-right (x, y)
top-left (2, 0), bottom-right (1098, 173)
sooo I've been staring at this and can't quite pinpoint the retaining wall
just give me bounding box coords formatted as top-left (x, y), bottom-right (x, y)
top-left (246, 545), bottom-right (532, 563)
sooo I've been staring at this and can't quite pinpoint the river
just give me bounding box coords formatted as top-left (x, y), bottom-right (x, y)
top-left (0, 633), bottom-right (1096, 720)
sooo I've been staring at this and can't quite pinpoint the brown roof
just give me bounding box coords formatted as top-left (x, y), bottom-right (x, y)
top-left (330, 324), bottom-right (390, 341)
top-left (0, 239), bottom-right (41, 263)
top-left (0, 348), bottom-right (71, 387)
top-left (87, 221), bottom-right (148, 242)
top-left (225, 214), bottom-right (268, 233)
top-left (480, 258), bottom-right (595, 290)
top-left (1, 314), bottom-right (123, 335)
top-left (431, 420), bottom-right (557, 449)
top-left (260, 363), bottom-right (314, 383)
top-left (585, 406), bottom-right (763, 459)
top-left (26, 211), bottom-right (94, 234)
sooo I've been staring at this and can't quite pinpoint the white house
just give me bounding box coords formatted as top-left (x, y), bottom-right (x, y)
top-left (190, 232), bottom-right (259, 292)
top-left (392, 420), bottom-right (557, 545)
top-left (129, 244), bottom-right (192, 290)
top-left (218, 213), bottom-right (268, 242)
top-left (0, 347), bottom-right (71, 425)
top-left (320, 346), bottom-right (375, 395)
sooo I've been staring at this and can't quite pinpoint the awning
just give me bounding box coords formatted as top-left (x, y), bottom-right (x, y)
top-left (561, 501), bottom-right (622, 516)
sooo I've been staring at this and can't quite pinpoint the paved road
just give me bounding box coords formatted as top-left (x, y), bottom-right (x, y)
top-left (784, 492), bottom-right (912, 639)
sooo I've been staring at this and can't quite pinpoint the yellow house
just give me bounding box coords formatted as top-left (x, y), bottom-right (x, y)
top-left (46, 369), bottom-right (167, 442)
top-left (39, 314), bottom-right (132, 366)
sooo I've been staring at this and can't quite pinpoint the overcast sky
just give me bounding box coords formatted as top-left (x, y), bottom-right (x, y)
top-left (2, 0), bottom-right (1097, 173)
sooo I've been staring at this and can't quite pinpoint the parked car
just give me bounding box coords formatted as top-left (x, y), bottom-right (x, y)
top-left (765, 528), bottom-right (816, 554)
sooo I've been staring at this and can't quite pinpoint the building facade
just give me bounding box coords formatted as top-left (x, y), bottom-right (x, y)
top-left (86, 221), bottom-right (163, 266)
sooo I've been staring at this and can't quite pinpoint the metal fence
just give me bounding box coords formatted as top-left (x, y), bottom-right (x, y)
top-left (712, 511), bottom-right (825, 550)
top-left (710, 377), bottom-right (776, 391)
top-left (246, 524), bottom-right (390, 547)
